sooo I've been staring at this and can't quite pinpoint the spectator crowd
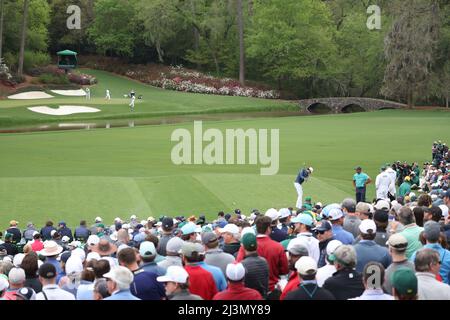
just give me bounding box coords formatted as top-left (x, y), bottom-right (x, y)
top-left (0, 140), bottom-right (449, 301)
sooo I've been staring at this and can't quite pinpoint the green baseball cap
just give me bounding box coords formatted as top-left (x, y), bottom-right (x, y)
top-left (305, 197), bottom-right (312, 202)
top-left (242, 233), bottom-right (257, 251)
top-left (391, 268), bottom-right (418, 296)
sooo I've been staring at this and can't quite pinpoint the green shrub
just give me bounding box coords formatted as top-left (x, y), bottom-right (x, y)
top-left (38, 73), bottom-right (70, 85)
top-left (23, 51), bottom-right (51, 72)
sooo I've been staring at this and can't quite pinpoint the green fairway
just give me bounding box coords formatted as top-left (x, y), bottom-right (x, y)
top-left (0, 69), bottom-right (296, 128)
top-left (0, 109), bottom-right (449, 229)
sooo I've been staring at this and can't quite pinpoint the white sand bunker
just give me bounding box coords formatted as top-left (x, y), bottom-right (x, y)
top-left (28, 106), bottom-right (101, 116)
top-left (50, 89), bottom-right (86, 96)
top-left (8, 91), bottom-right (54, 100)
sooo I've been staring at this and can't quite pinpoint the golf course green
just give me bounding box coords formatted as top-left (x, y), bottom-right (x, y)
top-left (0, 106), bottom-right (449, 228)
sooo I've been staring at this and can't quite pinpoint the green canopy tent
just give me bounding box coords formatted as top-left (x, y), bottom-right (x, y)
top-left (57, 50), bottom-right (78, 71)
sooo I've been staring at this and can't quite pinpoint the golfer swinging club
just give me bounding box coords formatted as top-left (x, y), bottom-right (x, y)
top-left (294, 166), bottom-right (314, 209)
top-left (130, 90), bottom-right (136, 112)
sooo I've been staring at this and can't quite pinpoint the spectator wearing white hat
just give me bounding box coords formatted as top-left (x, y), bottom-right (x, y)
top-left (3, 267), bottom-right (26, 300)
top-left (285, 256), bottom-right (335, 300)
top-left (350, 262), bottom-right (394, 300)
top-left (383, 233), bottom-right (414, 294)
top-left (278, 208), bottom-right (292, 236)
top-left (322, 245), bottom-right (364, 300)
top-left (316, 240), bottom-right (342, 287)
top-left (157, 237), bottom-right (184, 270)
top-left (157, 266), bottom-right (202, 300)
top-left (353, 219), bottom-right (391, 273)
top-left (40, 240), bottom-right (63, 277)
top-left (213, 263), bottom-right (262, 300)
top-left (219, 223), bottom-right (241, 257)
top-left (59, 256), bottom-right (84, 296)
top-left (328, 208), bottom-right (355, 245)
top-left (103, 266), bottom-right (140, 300)
top-left (265, 208), bottom-right (287, 242)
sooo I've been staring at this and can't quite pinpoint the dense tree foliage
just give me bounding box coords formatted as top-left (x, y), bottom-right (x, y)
top-left (1, 0), bottom-right (448, 105)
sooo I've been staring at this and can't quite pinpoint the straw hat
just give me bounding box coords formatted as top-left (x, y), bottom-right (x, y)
top-left (40, 241), bottom-right (63, 257)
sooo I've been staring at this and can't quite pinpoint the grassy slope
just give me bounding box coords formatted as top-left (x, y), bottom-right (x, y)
top-left (0, 109), bottom-right (449, 228)
top-left (0, 69), bottom-right (297, 128)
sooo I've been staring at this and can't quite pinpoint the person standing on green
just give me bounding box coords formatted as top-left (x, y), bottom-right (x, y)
top-left (353, 166), bottom-right (372, 203)
top-left (398, 176), bottom-right (412, 198)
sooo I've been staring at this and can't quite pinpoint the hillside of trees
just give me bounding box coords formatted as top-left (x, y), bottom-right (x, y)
top-left (0, 0), bottom-right (449, 107)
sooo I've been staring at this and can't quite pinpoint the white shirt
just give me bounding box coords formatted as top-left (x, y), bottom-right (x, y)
top-left (36, 284), bottom-right (76, 300)
top-left (289, 233), bottom-right (320, 263)
top-left (386, 167), bottom-right (397, 195)
top-left (349, 289), bottom-right (394, 300)
top-left (417, 272), bottom-right (450, 300)
top-left (376, 171), bottom-right (393, 199)
top-left (316, 264), bottom-right (336, 287)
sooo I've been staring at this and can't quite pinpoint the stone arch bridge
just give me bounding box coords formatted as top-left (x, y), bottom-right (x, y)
top-left (299, 97), bottom-right (406, 114)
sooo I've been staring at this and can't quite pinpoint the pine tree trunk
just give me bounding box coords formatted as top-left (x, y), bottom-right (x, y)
top-left (18, 0), bottom-right (30, 78)
top-left (237, 0), bottom-right (245, 86)
top-left (0, 0), bottom-right (4, 59)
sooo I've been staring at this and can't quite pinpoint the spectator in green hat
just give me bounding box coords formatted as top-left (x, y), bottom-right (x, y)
top-left (240, 233), bottom-right (269, 298)
top-left (391, 268), bottom-right (418, 300)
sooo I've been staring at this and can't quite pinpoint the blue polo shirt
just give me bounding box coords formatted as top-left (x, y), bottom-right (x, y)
top-left (295, 169), bottom-right (309, 184)
top-left (353, 173), bottom-right (369, 188)
top-left (410, 243), bottom-right (450, 285)
top-left (197, 261), bottom-right (227, 291)
top-left (332, 225), bottom-right (355, 245)
top-left (131, 268), bottom-right (166, 300)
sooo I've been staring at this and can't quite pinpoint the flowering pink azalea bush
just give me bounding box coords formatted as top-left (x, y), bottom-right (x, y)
top-left (150, 66), bottom-right (280, 99)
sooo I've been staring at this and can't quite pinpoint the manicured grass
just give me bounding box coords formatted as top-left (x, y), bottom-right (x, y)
top-left (0, 69), bottom-right (297, 128)
top-left (0, 109), bottom-right (449, 229)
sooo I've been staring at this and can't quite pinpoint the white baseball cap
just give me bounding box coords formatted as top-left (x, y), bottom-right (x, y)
top-left (65, 256), bottom-right (83, 275)
top-left (103, 266), bottom-right (134, 287)
top-left (226, 263), bottom-right (246, 281)
top-left (328, 208), bottom-right (344, 221)
top-left (13, 253), bottom-right (25, 267)
top-left (87, 235), bottom-right (100, 247)
top-left (265, 208), bottom-right (280, 221)
top-left (295, 256), bottom-right (317, 276)
top-left (50, 230), bottom-right (57, 237)
top-left (0, 276), bottom-right (9, 291)
top-left (326, 240), bottom-right (343, 256)
top-left (241, 227), bottom-right (256, 237)
top-left (71, 248), bottom-right (86, 262)
top-left (308, 167), bottom-right (314, 173)
top-left (439, 204), bottom-right (449, 218)
top-left (61, 236), bottom-right (70, 243)
top-left (86, 252), bottom-right (101, 262)
top-left (157, 266), bottom-right (189, 284)
top-left (218, 224), bottom-right (240, 235)
top-left (278, 208), bottom-right (291, 219)
top-left (114, 217), bottom-right (122, 223)
top-left (359, 219), bottom-right (377, 234)
top-left (130, 215), bottom-right (137, 220)
top-left (95, 217), bottom-right (102, 222)
top-left (374, 200), bottom-right (391, 211)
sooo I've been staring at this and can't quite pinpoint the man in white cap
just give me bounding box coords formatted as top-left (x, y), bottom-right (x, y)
top-left (213, 263), bottom-right (262, 300)
top-left (265, 208), bottom-right (287, 242)
top-left (328, 208), bottom-right (355, 245)
top-left (353, 219), bottom-right (391, 273)
top-left (284, 256), bottom-right (335, 300)
top-left (3, 268), bottom-right (26, 300)
top-left (157, 266), bottom-right (202, 300)
top-left (103, 266), bottom-right (140, 300)
top-left (294, 167), bottom-right (314, 209)
top-left (316, 240), bottom-right (342, 287)
top-left (219, 223), bottom-right (241, 257)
